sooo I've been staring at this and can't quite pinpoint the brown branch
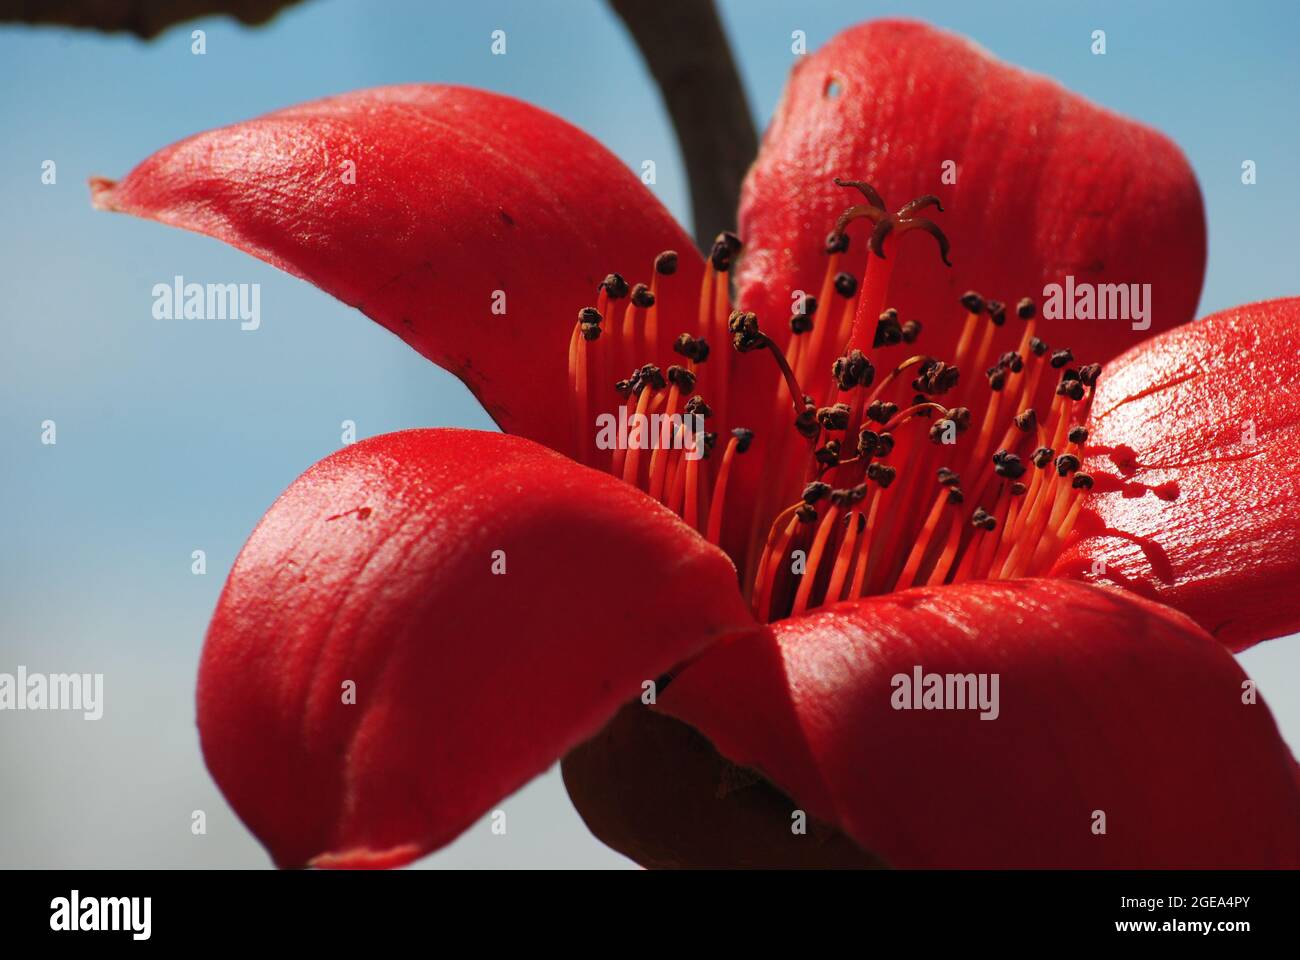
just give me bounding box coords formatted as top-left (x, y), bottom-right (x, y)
top-left (609, 0), bottom-right (758, 252)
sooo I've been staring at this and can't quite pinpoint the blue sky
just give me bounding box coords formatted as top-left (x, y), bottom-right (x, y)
top-left (2, 0), bottom-right (1297, 868)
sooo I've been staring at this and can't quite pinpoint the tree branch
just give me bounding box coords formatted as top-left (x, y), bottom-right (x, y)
top-left (609, 0), bottom-right (758, 252)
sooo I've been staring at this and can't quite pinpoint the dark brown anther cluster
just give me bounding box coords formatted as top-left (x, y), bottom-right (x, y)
top-left (825, 231), bottom-right (850, 254)
top-left (1072, 473), bottom-right (1095, 490)
top-left (630, 283), bottom-right (656, 308)
top-left (628, 363), bottom-right (665, 394)
top-left (961, 290), bottom-right (985, 314)
top-left (654, 250), bottom-right (678, 275)
top-left (816, 402), bottom-right (852, 431)
top-left (794, 400), bottom-right (821, 439)
top-left (802, 481), bottom-right (831, 504)
top-left (1050, 348), bottom-right (1074, 369)
top-left (790, 295), bottom-right (818, 334)
top-left (1078, 363), bottom-right (1103, 387)
top-left (731, 427), bottom-right (755, 453)
top-left (867, 399), bottom-right (899, 424)
top-left (1068, 425), bottom-right (1089, 445)
top-left (830, 484), bottom-right (868, 507)
top-left (673, 333), bottom-right (710, 363)
top-left (1014, 408), bottom-right (1037, 432)
top-left (602, 273), bottom-right (629, 299)
top-left (815, 439), bottom-right (842, 467)
top-left (1057, 371), bottom-right (1085, 401)
top-left (866, 462), bottom-right (897, 487)
top-left (1030, 336), bottom-right (1049, 357)
top-left (914, 357), bottom-right (960, 396)
top-left (727, 310), bottom-right (763, 352)
top-left (987, 299), bottom-right (1007, 327)
top-left (993, 449), bottom-right (1026, 479)
top-left (1031, 446), bottom-right (1055, 469)
top-left (874, 308), bottom-right (903, 348)
top-left (946, 487), bottom-right (965, 505)
top-left (1055, 453), bottom-right (1081, 476)
top-left (857, 427), bottom-right (880, 457)
top-left (666, 364), bottom-right (697, 395)
top-left (684, 395), bottom-right (712, 419)
top-left (1016, 297), bottom-right (1036, 320)
top-left (833, 349), bottom-right (875, 390)
top-left (834, 272), bottom-right (858, 298)
top-left (936, 467), bottom-right (960, 487)
top-left (710, 231), bottom-right (742, 272)
top-left (971, 507), bottom-right (997, 531)
top-left (578, 306), bottom-right (602, 341)
top-left (901, 319), bottom-right (922, 343)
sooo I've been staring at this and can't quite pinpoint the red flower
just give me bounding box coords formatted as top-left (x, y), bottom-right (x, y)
top-left (92, 20), bottom-right (1299, 868)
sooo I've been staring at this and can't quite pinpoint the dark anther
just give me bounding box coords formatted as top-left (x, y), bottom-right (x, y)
top-left (684, 395), bottom-right (712, 418)
top-left (834, 272), bottom-right (858, 298)
top-left (825, 231), bottom-right (850, 254)
top-left (833, 349), bottom-right (875, 390)
top-left (1031, 446), bottom-right (1055, 469)
top-left (1050, 348), bottom-right (1074, 369)
top-left (634, 363), bottom-right (666, 392)
top-left (832, 485), bottom-right (867, 507)
top-left (913, 357), bottom-right (960, 396)
top-left (666, 365), bottom-right (697, 395)
top-left (911, 394), bottom-right (933, 414)
top-left (986, 299), bottom-right (1007, 327)
top-left (1014, 409), bottom-right (1037, 432)
top-left (998, 351), bottom-right (1024, 374)
top-left (702, 432), bottom-right (718, 458)
top-left (876, 432), bottom-right (896, 458)
top-left (971, 507), bottom-right (997, 531)
top-left (794, 403), bottom-right (821, 439)
top-left (901, 319), bottom-right (922, 343)
top-left (581, 322), bottom-right (602, 341)
top-left (961, 290), bottom-right (985, 314)
top-left (867, 462), bottom-right (897, 488)
top-left (815, 439), bottom-right (842, 467)
top-left (816, 402), bottom-right (852, 431)
top-left (802, 481), bottom-right (831, 505)
top-left (1068, 425), bottom-right (1089, 445)
top-left (710, 231), bottom-right (743, 272)
top-left (672, 333), bottom-right (710, 364)
top-left (1030, 336), bottom-right (1049, 357)
top-left (946, 407), bottom-right (973, 432)
top-left (796, 504), bottom-right (819, 524)
top-left (857, 428), bottom-right (880, 457)
top-left (866, 399), bottom-right (898, 424)
top-left (602, 273), bottom-right (629, 299)
top-left (1072, 472), bottom-right (1095, 490)
top-left (732, 427), bottom-right (755, 453)
top-left (654, 250), bottom-right (678, 275)
top-left (1055, 453), bottom-right (1081, 477)
top-left (851, 483), bottom-right (869, 503)
top-left (790, 313), bottom-right (814, 334)
top-left (1016, 297), bottom-right (1036, 320)
top-left (579, 306), bottom-right (603, 325)
top-left (631, 283), bottom-right (656, 308)
top-left (728, 310), bottom-right (764, 353)
top-left (936, 467), bottom-right (961, 487)
top-left (1056, 376), bottom-right (1085, 401)
top-left (1010, 481), bottom-right (1029, 496)
top-left (1078, 363), bottom-right (1103, 387)
top-left (614, 378), bottom-right (633, 399)
top-left (946, 487), bottom-right (965, 505)
top-left (986, 366), bottom-right (1007, 392)
top-left (993, 450), bottom-right (1027, 479)
top-left (929, 417), bottom-right (957, 443)
top-left (874, 308), bottom-right (903, 348)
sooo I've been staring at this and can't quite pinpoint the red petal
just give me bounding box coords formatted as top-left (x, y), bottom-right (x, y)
top-left (660, 579), bottom-right (1300, 867)
top-left (1051, 297), bottom-right (1300, 650)
top-left (736, 19), bottom-right (1205, 366)
top-left (197, 428), bottom-right (756, 868)
top-left (91, 86), bottom-right (700, 455)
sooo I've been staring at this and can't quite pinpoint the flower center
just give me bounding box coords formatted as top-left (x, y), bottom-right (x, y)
top-left (567, 180), bottom-right (1100, 624)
